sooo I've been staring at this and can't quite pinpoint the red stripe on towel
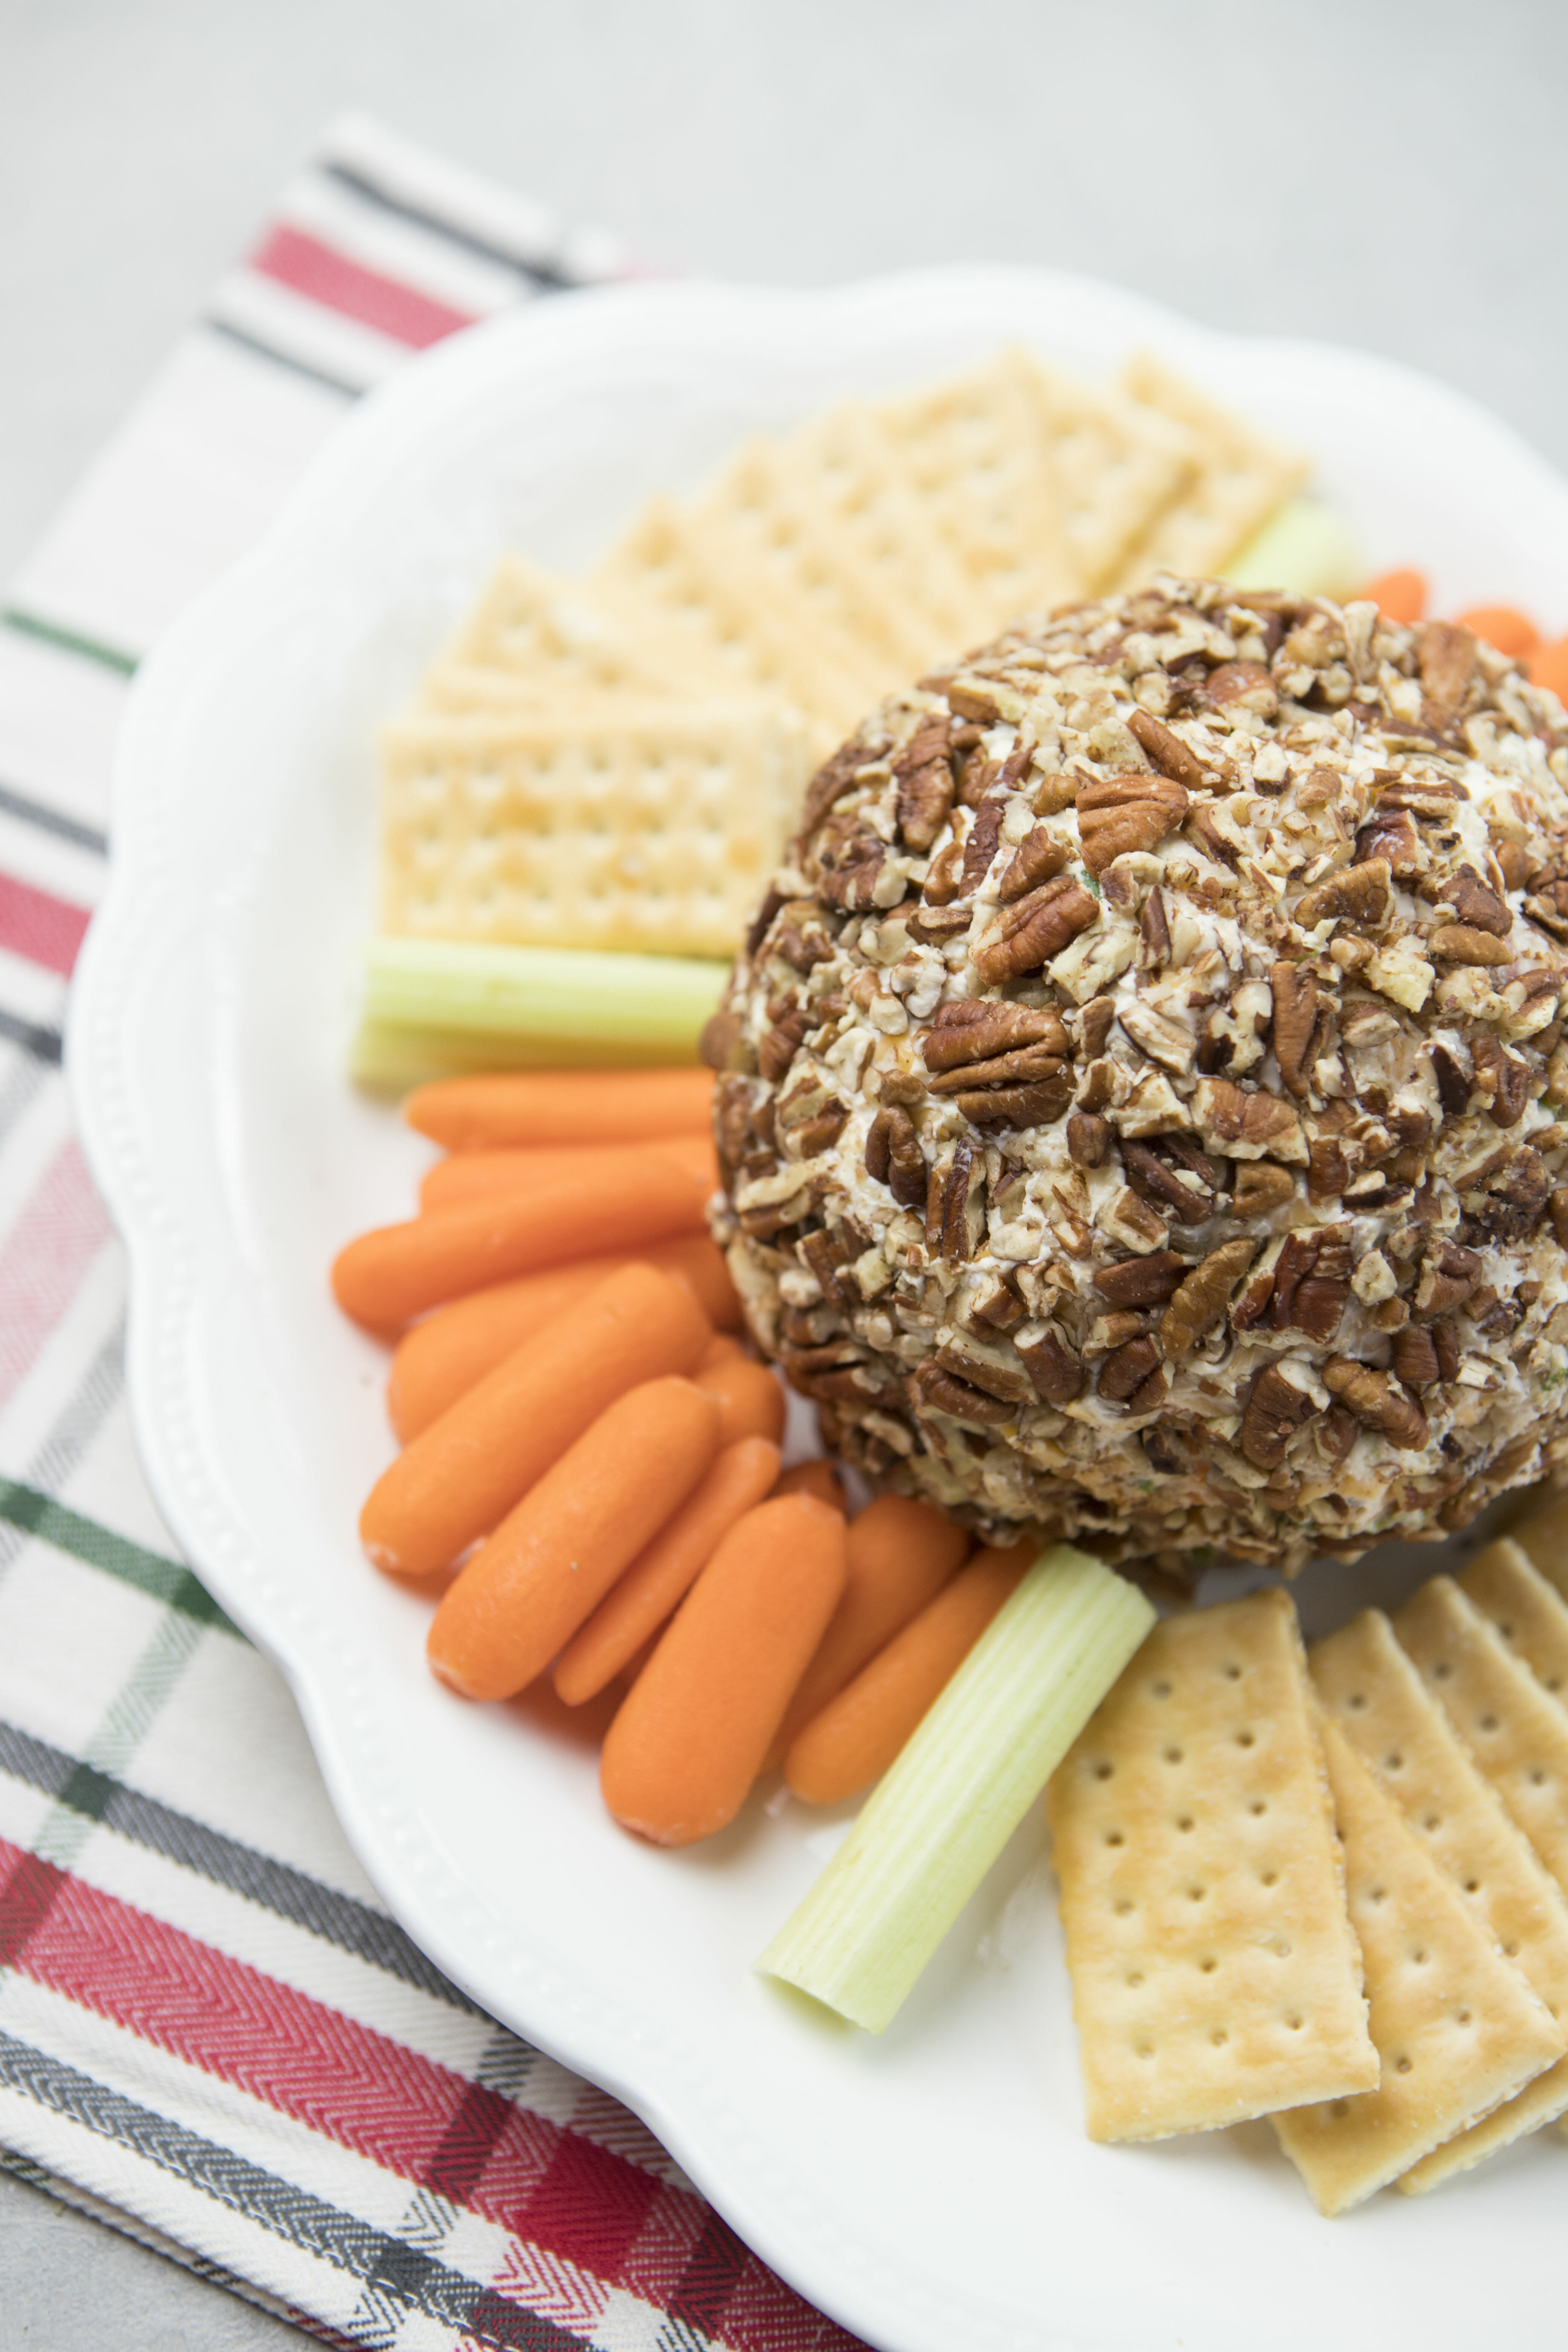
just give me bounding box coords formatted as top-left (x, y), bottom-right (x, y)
top-left (0, 871), bottom-right (91, 977)
top-left (249, 224), bottom-right (474, 349)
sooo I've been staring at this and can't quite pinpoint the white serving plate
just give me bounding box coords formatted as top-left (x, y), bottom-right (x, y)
top-left (69, 270), bottom-right (1568, 2352)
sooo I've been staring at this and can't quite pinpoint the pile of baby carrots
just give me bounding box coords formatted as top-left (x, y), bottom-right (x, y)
top-left (1360, 568), bottom-right (1568, 695)
top-left (331, 1067), bottom-right (1027, 1846)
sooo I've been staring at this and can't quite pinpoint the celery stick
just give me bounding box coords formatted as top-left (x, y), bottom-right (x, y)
top-left (352, 937), bottom-right (728, 1091)
top-left (1222, 497), bottom-right (1363, 599)
top-left (759, 1545), bottom-right (1155, 2032)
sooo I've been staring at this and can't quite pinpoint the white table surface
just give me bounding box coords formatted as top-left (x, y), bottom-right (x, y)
top-left (5, 0), bottom-right (1568, 2341)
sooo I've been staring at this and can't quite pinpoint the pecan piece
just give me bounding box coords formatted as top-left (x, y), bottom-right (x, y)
top-left (1293, 858), bottom-right (1391, 931)
top-left (1121, 1138), bottom-right (1217, 1227)
top-left (818, 836), bottom-right (893, 913)
top-left (907, 902), bottom-right (974, 943)
top-left (1160, 1237), bottom-right (1258, 1358)
top-left (1430, 924), bottom-right (1513, 966)
top-left (1014, 1320), bottom-right (1084, 1404)
top-left (934, 1335), bottom-right (1034, 1406)
top-left (700, 1008), bottom-right (753, 1074)
top-left (1269, 962), bottom-right (1329, 1099)
top-left (1418, 620), bottom-right (1476, 728)
top-left (1206, 659), bottom-right (1279, 720)
top-left (1126, 707), bottom-right (1209, 790)
top-left (1079, 996), bottom-right (1118, 1058)
top-left (1095, 1251), bottom-right (1187, 1308)
top-left (926, 1141), bottom-right (985, 1261)
top-left (1314, 1405), bottom-right (1360, 1473)
top-left (956, 1077), bottom-right (1074, 1127)
top-left (996, 826), bottom-right (1070, 903)
top-left (760, 1007), bottom-right (810, 1082)
top-left (1413, 1240), bottom-right (1481, 1319)
top-left (1240, 1364), bottom-right (1321, 1470)
top-left (798, 1226), bottom-right (853, 1310)
top-left (967, 1271), bottom-right (1025, 1333)
top-left (1430, 1041), bottom-right (1470, 1119)
top-left (1471, 1034), bottom-right (1530, 1128)
top-left (1098, 1335), bottom-right (1161, 1404)
top-left (1193, 1076), bottom-right (1305, 1162)
top-left (971, 875), bottom-right (1099, 984)
top-left (866, 1102), bottom-right (927, 1210)
top-left (959, 797), bottom-right (1006, 895)
top-left (1494, 840), bottom-right (1539, 893)
top-left (1353, 805), bottom-right (1422, 879)
top-left (1067, 1110), bottom-right (1111, 1168)
top-left (908, 1358), bottom-right (1013, 1424)
top-left (1551, 1184), bottom-right (1568, 1250)
top-left (921, 835), bottom-right (966, 906)
top-left (792, 1102), bottom-right (848, 1155)
top-left (800, 740), bottom-right (881, 836)
top-left (1308, 1134), bottom-right (1351, 1203)
top-left (1323, 1358), bottom-right (1430, 1451)
top-left (925, 1041), bottom-right (1066, 1096)
top-left (1466, 1145), bottom-right (1550, 1241)
top-left (921, 1000), bottom-right (1068, 1073)
top-left (1442, 865), bottom-right (1512, 938)
top-left (745, 885), bottom-right (786, 959)
top-left (1431, 1317), bottom-right (1461, 1381)
top-left (1390, 1325), bottom-right (1441, 1388)
top-left (1233, 1162), bottom-right (1296, 1216)
top-left (894, 748), bottom-right (956, 853)
top-left (1076, 772), bottom-right (1189, 873)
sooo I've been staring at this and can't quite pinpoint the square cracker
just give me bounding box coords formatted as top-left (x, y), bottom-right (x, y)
top-left (378, 700), bottom-right (807, 960)
top-left (1395, 1576), bottom-right (1568, 1901)
top-left (1311, 1607), bottom-right (1568, 2186)
top-left (1046, 1588), bottom-right (1375, 2143)
top-left (432, 554), bottom-right (678, 699)
top-left (1509, 1489), bottom-right (1568, 1604)
top-left (1024, 357), bottom-right (1197, 594)
top-left (1272, 1718), bottom-right (1563, 2216)
top-left (1461, 1536), bottom-right (1568, 1702)
top-left (874, 348), bottom-right (1082, 625)
top-left (1113, 353), bottom-right (1309, 586)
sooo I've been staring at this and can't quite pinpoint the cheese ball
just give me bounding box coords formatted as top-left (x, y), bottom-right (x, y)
top-left (704, 577), bottom-right (1568, 1580)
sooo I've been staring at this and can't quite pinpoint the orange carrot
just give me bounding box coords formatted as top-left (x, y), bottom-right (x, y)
top-left (1358, 568), bottom-right (1426, 624)
top-left (766, 1494), bottom-right (970, 1767)
top-left (600, 1494), bottom-right (847, 1845)
top-left (1455, 604), bottom-right (1541, 661)
top-left (783, 1537), bottom-right (1037, 1805)
top-left (1528, 636), bottom-right (1568, 706)
top-left (406, 1068), bottom-right (714, 1152)
top-left (691, 1354), bottom-right (786, 1446)
top-left (553, 1435), bottom-right (781, 1704)
top-left (387, 1236), bottom-right (741, 1442)
top-left (428, 1376), bottom-right (722, 1702)
top-left (332, 1153), bottom-right (706, 1329)
top-left (772, 1459), bottom-right (848, 1513)
top-left (418, 1134), bottom-right (717, 1214)
top-left (361, 1264), bottom-right (710, 1579)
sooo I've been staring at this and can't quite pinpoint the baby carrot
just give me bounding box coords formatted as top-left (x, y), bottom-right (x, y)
top-left (696, 1331), bottom-right (746, 1372)
top-left (1358, 568), bottom-right (1426, 624)
top-left (600, 1493), bottom-right (848, 1846)
top-left (553, 1435), bottom-right (781, 1704)
top-left (406, 1068), bottom-right (714, 1152)
top-left (772, 1459), bottom-right (848, 1513)
top-left (1528, 637), bottom-right (1568, 706)
top-left (784, 1537), bottom-right (1038, 1806)
top-left (332, 1152), bottom-right (706, 1329)
top-left (691, 1354), bottom-right (786, 1446)
top-left (386, 1235), bottom-right (742, 1442)
top-left (361, 1263), bottom-right (710, 1579)
top-left (428, 1375), bottom-right (722, 1702)
top-left (1456, 604), bottom-right (1540, 661)
top-left (766, 1494), bottom-right (970, 1767)
top-left (418, 1133), bottom-right (717, 1213)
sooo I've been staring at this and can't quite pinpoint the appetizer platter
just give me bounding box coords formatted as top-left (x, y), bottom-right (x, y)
top-left (68, 270), bottom-right (1568, 2351)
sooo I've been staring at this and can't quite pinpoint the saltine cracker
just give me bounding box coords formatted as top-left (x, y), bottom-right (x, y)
top-left (1272, 1718), bottom-right (1563, 2216)
top-left (1046, 1588), bottom-right (1375, 2144)
top-left (1024, 357), bottom-right (1197, 594)
top-left (1115, 353), bottom-right (1309, 585)
top-left (378, 701), bottom-right (807, 960)
top-left (1311, 1607), bottom-right (1568, 2184)
top-left (1461, 1537), bottom-right (1568, 1702)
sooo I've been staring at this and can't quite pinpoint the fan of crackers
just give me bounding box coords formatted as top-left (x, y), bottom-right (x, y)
top-left (376, 349), bottom-right (1307, 964)
top-left (1049, 1498), bottom-right (1568, 2212)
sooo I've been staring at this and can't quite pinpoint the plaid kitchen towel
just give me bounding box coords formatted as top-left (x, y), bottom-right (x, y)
top-left (0, 112), bottom-right (862, 2352)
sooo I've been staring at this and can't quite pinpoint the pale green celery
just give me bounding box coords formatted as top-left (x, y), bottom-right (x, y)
top-left (1222, 497), bottom-right (1363, 599)
top-left (351, 937), bottom-right (728, 1093)
top-left (759, 1546), bottom-right (1155, 2033)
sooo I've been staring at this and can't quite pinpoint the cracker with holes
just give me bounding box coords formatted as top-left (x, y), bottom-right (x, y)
top-left (1046, 1588), bottom-right (1375, 2142)
top-left (1311, 1608), bottom-right (1568, 2184)
top-left (1273, 1718), bottom-right (1563, 2216)
top-left (1461, 1538), bottom-right (1568, 1703)
top-left (1395, 1577), bottom-right (1568, 1901)
top-left (378, 702), bottom-right (807, 959)
top-left (1024, 357), bottom-right (1197, 594)
top-left (427, 552), bottom-right (694, 705)
top-left (876, 348), bottom-right (1082, 623)
top-left (1114, 353), bottom-right (1308, 583)
top-left (1511, 1490), bottom-right (1568, 1604)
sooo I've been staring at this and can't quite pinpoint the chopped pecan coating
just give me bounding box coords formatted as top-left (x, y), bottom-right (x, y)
top-left (1323, 1358), bottom-right (1430, 1451)
top-left (1431, 924), bottom-right (1513, 966)
top-left (921, 1000), bottom-right (1067, 1073)
top-left (971, 876), bottom-right (1099, 984)
top-left (908, 1357), bottom-right (1013, 1424)
top-left (1353, 804), bottom-right (1423, 879)
top-left (1139, 884), bottom-right (1171, 966)
top-left (760, 1007), bottom-right (810, 1082)
top-left (920, 834), bottom-right (966, 905)
top-left (1391, 1325), bottom-right (1441, 1389)
top-left (1442, 865), bottom-right (1512, 937)
top-left (1067, 1110), bottom-right (1111, 1168)
top-left (924, 1041), bottom-right (1066, 1095)
top-left (1194, 1076), bottom-right (1303, 1161)
top-left (1126, 706), bottom-right (1209, 790)
top-left (959, 797), bottom-right (1007, 895)
top-left (1120, 1138), bottom-right (1217, 1227)
top-left (954, 1077), bottom-right (1074, 1127)
top-left (1014, 1320), bottom-right (1084, 1404)
top-left (934, 1335), bottom-right (1034, 1405)
top-left (1160, 1237), bottom-right (1258, 1358)
top-left (1240, 1364), bottom-right (1321, 1470)
top-left (1233, 1162), bottom-right (1296, 1216)
top-left (1206, 660), bottom-right (1278, 719)
top-left (1076, 772), bottom-right (1188, 873)
top-left (700, 1009), bottom-right (751, 1074)
top-left (866, 1103), bottom-right (926, 1210)
top-left (1079, 996), bottom-right (1118, 1058)
top-left (894, 749), bottom-right (956, 854)
top-left (926, 1141), bottom-right (985, 1261)
top-left (967, 1270), bottom-right (1025, 1332)
top-left (1269, 962), bottom-right (1330, 1100)
top-left (1098, 1335), bottom-right (1162, 1404)
top-left (1471, 1034), bottom-right (1530, 1128)
top-left (1417, 621), bottom-right (1477, 728)
top-left (1430, 1041), bottom-right (1471, 1119)
top-left (1095, 1251), bottom-right (1187, 1308)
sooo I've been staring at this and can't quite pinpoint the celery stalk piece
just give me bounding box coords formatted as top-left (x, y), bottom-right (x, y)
top-left (1222, 497), bottom-right (1363, 599)
top-left (759, 1545), bottom-right (1155, 2033)
top-left (352, 937), bottom-right (729, 1091)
